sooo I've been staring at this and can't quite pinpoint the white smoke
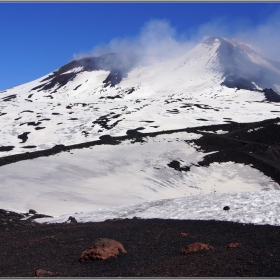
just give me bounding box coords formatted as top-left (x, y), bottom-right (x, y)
top-left (234, 9), bottom-right (280, 62)
top-left (73, 19), bottom-right (197, 63)
top-left (74, 10), bottom-right (280, 64)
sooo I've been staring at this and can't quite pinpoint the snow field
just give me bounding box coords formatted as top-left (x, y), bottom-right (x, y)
top-left (0, 132), bottom-right (278, 221)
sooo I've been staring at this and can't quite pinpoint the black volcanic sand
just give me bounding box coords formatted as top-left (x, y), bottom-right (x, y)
top-left (1, 216), bottom-right (280, 277)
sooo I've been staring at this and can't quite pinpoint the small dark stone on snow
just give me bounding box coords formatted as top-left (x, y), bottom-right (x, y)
top-left (67, 216), bottom-right (77, 224)
top-left (223, 206), bottom-right (230, 211)
top-left (167, 160), bottom-right (181, 171)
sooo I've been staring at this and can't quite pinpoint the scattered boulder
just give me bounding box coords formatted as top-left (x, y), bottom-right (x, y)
top-left (29, 209), bottom-right (37, 214)
top-left (34, 269), bottom-right (54, 277)
top-left (181, 242), bottom-right (214, 254)
top-left (223, 206), bottom-right (230, 211)
top-left (226, 242), bottom-right (240, 248)
top-left (67, 216), bottom-right (77, 224)
top-left (179, 232), bottom-right (188, 237)
top-left (79, 238), bottom-right (127, 262)
top-left (167, 160), bottom-right (181, 171)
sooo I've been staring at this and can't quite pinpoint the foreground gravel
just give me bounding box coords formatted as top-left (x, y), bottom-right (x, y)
top-left (0, 215), bottom-right (280, 277)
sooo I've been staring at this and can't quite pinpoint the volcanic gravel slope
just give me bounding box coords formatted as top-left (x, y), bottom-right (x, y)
top-left (1, 216), bottom-right (280, 277)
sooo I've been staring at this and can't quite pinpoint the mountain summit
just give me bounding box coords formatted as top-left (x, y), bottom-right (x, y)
top-left (203, 37), bottom-right (280, 94)
top-left (23, 36), bottom-right (280, 98)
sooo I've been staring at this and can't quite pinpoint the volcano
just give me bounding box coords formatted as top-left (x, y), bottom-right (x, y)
top-left (2, 36), bottom-right (280, 278)
top-left (0, 36), bottom-right (280, 157)
top-left (0, 36), bottom-right (280, 220)
top-left (26, 36), bottom-right (280, 97)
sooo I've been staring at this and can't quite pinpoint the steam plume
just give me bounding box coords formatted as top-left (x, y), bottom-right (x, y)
top-left (74, 11), bottom-right (280, 63)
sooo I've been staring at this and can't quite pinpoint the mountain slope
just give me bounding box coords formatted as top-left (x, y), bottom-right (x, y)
top-left (0, 36), bottom-right (280, 218)
top-left (0, 36), bottom-right (280, 157)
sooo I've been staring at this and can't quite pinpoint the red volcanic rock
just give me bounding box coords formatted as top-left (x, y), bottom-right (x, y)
top-left (79, 238), bottom-right (127, 262)
top-left (227, 242), bottom-right (240, 248)
top-left (34, 269), bottom-right (54, 277)
top-left (179, 232), bottom-right (188, 237)
top-left (181, 242), bottom-right (214, 254)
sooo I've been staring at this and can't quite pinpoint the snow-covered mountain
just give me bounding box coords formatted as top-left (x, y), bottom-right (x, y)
top-left (1, 36), bottom-right (280, 225)
top-left (204, 37), bottom-right (280, 93)
top-left (0, 36), bottom-right (280, 156)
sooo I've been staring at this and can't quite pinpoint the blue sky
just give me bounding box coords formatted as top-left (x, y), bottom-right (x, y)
top-left (0, 2), bottom-right (280, 91)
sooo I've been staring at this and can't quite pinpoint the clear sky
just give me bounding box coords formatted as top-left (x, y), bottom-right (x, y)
top-left (0, 2), bottom-right (280, 91)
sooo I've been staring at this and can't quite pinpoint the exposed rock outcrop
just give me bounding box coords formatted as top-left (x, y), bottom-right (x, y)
top-left (79, 238), bottom-right (127, 262)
